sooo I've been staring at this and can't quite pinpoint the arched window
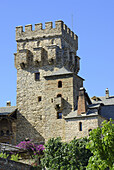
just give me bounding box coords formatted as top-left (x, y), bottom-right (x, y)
top-left (57, 94), bottom-right (62, 97)
top-left (79, 122), bottom-right (82, 131)
top-left (88, 129), bottom-right (92, 135)
top-left (58, 81), bottom-right (62, 88)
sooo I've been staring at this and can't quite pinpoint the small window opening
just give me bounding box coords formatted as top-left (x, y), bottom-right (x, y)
top-left (57, 112), bottom-right (62, 119)
top-left (57, 94), bottom-right (62, 97)
top-left (20, 62), bottom-right (25, 69)
top-left (38, 96), bottom-right (42, 102)
top-left (88, 129), bottom-right (92, 135)
top-left (58, 81), bottom-right (62, 88)
top-left (79, 122), bottom-right (82, 131)
top-left (35, 72), bottom-right (40, 81)
top-left (6, 130), bottom-right (10, 136)
top-left (56, 104), bottom-right (60, 109)
top-left (1, 130), bottom-right (4, 136)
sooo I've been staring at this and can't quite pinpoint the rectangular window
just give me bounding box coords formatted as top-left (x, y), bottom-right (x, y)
top-left (38, 96), bottom-right (42, 102)
top-left (35, 72), bottom-right (40, 81)
top-left (58, 81), bottom-right (62, 88)
top-left (57, 112), bottom-right (62, 119)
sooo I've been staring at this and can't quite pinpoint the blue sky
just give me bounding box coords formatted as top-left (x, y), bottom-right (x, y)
top-left (0, 0), bottom-right (114, 107)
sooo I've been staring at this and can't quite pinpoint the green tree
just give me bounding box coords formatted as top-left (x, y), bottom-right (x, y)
top-left (41, 137), bottom-right (91, 170)
top-left (86, 119), bottom-right (114, 170)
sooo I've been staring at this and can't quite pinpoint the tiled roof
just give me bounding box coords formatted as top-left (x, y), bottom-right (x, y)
top-left (44, 67), bottom-right (73, 77)
top-left (0, 106), bottom-right (17, 116)
top-left (99, 105), bottom-right (114, 119)
top-left (64, 109), bottom-right (98, 119)
top-left (88, 103), bottom-right (101, 109)
top-left (91, 96), bottom-right (114, 105)
top-left (64, 110), bottom-right (78, 119)
top-left (91, 96), bottom-right (114, 119)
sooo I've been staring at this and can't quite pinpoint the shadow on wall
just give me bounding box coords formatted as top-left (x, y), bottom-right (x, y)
top-left (16, 111), bottom-right (45, 145)
top-left (62, 98), bottom-right (72, 116)
top-left (0, 119), bottom-right (13, 144)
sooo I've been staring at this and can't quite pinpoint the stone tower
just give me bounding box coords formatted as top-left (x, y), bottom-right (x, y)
top-left (15, 20), bottom-right (83, 143)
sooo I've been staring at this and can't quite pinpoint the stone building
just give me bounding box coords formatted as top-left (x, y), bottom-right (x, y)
top-left (0, 102), bottom-right (17, 144)
top-left (0, 20), bottom-right (114, 144)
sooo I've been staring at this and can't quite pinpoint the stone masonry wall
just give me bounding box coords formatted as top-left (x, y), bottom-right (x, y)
top-left (98, 116), bottom-right (106, 127)
top-left (0, 158), bottom-right (31, 170)
top-left (44, 75), bottom-right (74, 141)
top-left (15, 20), bottom-right (83, 144)
top-left (65, 116), bottom-right (99, 142)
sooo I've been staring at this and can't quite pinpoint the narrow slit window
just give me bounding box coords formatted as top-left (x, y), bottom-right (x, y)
top-left (35, 72), bottom-right (40, 81)
top-left (57, 112), bottom-right (62, 119)
top-left (51, 98), bottom-right (53, 103)
top-left (58, 81), bottom-right (62, 88)
top-left (79, 122), bottom-right (82, 131)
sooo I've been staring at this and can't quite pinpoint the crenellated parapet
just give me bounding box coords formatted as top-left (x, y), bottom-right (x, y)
top-left (14, 45), bottom-right (62, 68)
top-left (16, 20), bottom-right (78, 51)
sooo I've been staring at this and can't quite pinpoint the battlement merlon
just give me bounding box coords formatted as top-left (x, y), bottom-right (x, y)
top-left (16, 20), bottom-right (78, 51)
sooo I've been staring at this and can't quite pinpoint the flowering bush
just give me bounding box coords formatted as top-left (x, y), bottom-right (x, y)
top-left (17, 140), bottom-right (44, 168)
top-left (16, 140), bottom-right (44, 156)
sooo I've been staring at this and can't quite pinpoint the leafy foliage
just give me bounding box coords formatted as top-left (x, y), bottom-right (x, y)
top-left (10, 154), bottom-right (21, 162)
top-left (41, 137), bottom-right (91, 170)
top-left (0, 152), bottom-right (20, 162)
top-left (86, 119), bottom-right (114, 170)
top-left (0, 152), bottom-right (8, 159)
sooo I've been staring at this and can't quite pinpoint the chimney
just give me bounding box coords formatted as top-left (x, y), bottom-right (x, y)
top-left (105, 88), bottom-right (109, 99)
top-left (6, 101), bottom-right (11, 106)
top-left (77, 87), bottom-right (87, 115)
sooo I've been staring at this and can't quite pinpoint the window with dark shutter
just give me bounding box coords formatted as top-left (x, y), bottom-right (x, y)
top-left (57, 112), bottom-right (62, 119)
top-left (79, 122), bottom-right (82, 131)
top-left (35, 72), bottom-right (40, 81)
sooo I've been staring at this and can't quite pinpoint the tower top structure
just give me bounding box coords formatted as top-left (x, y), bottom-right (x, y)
top-left (16, 20), bottom-right (78, 51)
top-left (15, 20), bottom-right (80, 74)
